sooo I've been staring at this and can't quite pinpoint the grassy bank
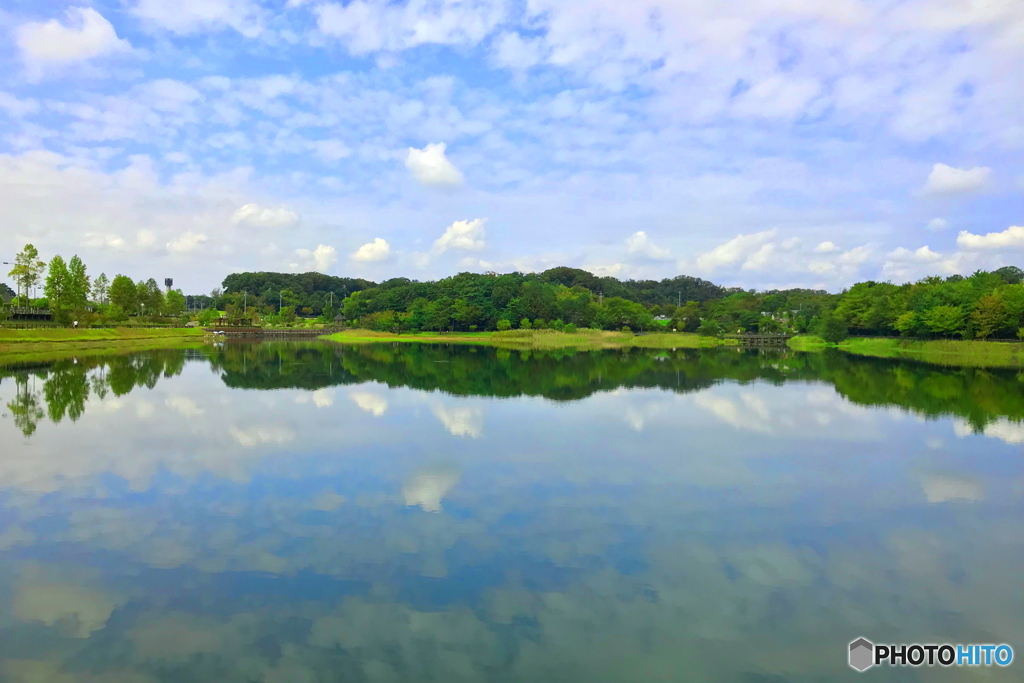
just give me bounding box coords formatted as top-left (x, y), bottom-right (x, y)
top-left (0, 328), bottom-right (206, 363)
top-left (322, 328), bottom-right (736, 350)
top-left (788, 335), bottom-right (1024, 367)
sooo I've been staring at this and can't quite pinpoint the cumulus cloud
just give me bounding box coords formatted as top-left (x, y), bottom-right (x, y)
top-left (954, 418), bottom-right (1024, 444)
top-left (433, 219), bottom-right (486, 253)
top-left (432, 404), bottom-right (483, 438)
top-left (695, 230), bottom-right (777, 272)
top-left (405, 143), bottom-right (464, 188)
top-left (166, 396), bottom-right (203, 418)
top-left (956, 225), bottom-right (1024, 250)
top-left (16, 8), bottom-right (130, 68)
top-left (402, 468), bottom-right (461, 512)
top-left (133, 0), bottom-right (264, 37)
top-left (923, 163), bottom-right (991, 195)
top-left (166, 231), bottom-right (209, 254)
top-left (350, 392), bottom-right (388, 416)
top-left (921, 474), bottom-right (984, 503)
top-left (290, 245), bottom-right (337, 273)
top-left (814, 241), bottom-right (839, 253)
top-left (229, 425), bottom-right (296, 448)
top-left (625, 231), bottom-right (671, 261)
top-left (294, 389), bottom-right (335, 408)
top-left (351, 238), bottom-right (392, 262)
top-left (927, 218), bottom-right (949, 231)
top-left (315, 0), bottom-right (504, 54)
top-left (231, 203), bottom-right (299, 229)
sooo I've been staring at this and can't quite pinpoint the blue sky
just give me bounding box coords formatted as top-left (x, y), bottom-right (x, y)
top-left (1, 0), bottom-right (1022, 293)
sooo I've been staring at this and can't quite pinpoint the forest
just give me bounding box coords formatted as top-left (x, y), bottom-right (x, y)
top-left (5, 238), bottom-right (1024, 341)
top-left (219, 265), bottom-right (1024, 341)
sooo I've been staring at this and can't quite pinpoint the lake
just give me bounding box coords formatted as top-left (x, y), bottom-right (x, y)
top-left (1, 342), bottom-right (1021, 682)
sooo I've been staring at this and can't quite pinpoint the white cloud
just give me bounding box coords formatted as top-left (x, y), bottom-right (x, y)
top-left (955, 418), bottom-right (1024, 444)
top-left (290, 245), bottom-right (338, 273)
top-left (132, 0), bottom-right (263, 37)
top-left (16, 8), bottom-right (130, 67)
top-left (956, 225), bottom-right (1024, 250)
top-left (814, 241), bottom-right (839, 253)
top-left (294, 388), bottom-right (335, 408)
top-left (433, 219), bottom-right (486, 253)
top-left (402, 468), bottom-right (461, 513)
top-left (886, 245), bottom-right (943, 262)
top-left (350, 392), bottom-right (388, 416)
top-left (741, 243), bottom-right (776, 271)
top-left (315, 0), bottom-right (504, 54)
top-left (405, 142), bottom-right (464, 188)
top-left (432, 404), bottom-right (483, 438)
top-left (921, 474), bottom-right (984, 503)
top-left (230, 203), bottom-right (299, 229)
top-left (695, 230), bottom-right (777, 272)
top-left (229, 425), bottom-right (296, 448)
top-left (923, 163), bottom-right (991, 195)
top-left (491, 32), bottom-right (546, 70)
top-left (927, 218), bottom-right (949, 231)
top-left (166, 231), bottom-right (208, 254)
top-left (351, 238), bottom-right (392, 262)
top-left (166, 396), bottom-right (204, 418)
top-left (625, 231), bottom-right (671, 261)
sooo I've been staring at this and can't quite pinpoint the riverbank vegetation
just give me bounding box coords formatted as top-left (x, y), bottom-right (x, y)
top-left (789, 335), bottom-right (1024, 367)
top-left (8, 342), bottom-right (1022, 437)
top-left (5, 240), bottom-right (1023, 348)
top-left (322, 328), bottom-right (735, 350)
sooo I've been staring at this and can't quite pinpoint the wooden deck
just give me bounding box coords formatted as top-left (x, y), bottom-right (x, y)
top-left (725, 333), bottom-right (794, 346)
top-left (205, 326), bottom-right (343, 338)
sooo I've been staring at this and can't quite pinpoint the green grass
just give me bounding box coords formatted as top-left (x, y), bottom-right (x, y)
top-left (321, 328), bottom-right (734, 350)
top-left (0, 327), bottom-right (206, 363)
top-left (0, 327), bottom-right (204, 343)
top-left (788, 334), bottom-right (1024, 367)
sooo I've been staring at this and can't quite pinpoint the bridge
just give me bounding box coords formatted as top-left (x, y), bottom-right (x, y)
top-left (725, 333), bottom-right (794, 347)
top-left (205, 326), bottom-right (343, 338)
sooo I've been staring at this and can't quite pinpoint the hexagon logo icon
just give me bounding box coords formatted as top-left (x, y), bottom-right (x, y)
top-left (849, 638), bottom-right (874, 672)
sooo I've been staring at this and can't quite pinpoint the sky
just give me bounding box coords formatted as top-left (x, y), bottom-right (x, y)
top-left (1, 0), bottom-right (1022, 294)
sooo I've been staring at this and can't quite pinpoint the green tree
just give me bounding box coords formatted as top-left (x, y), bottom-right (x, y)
top-left (893, 311), bottom-right (918, 336)
top-left (137, 279), bottom-right (164, 315)
top-left (519, 318), bottom-right (532, 329)
top-left (671, 301), bottom-right (701, 332)
top-left (67, 255), bottom-right (90, 311)
top-left (164, 289), bottom-right (187, 316)
top-left (970, 293), bottom-right (1006, 340)
top-left (108, 275), bottom-right (138, 312)
top-left (496, 319), bottom-right (512, 331)
top-left (921, 305), bottom-right (965, 337)
top-left (92, 272), bottom-right (110, 303)
top-left (44, 255), bottom-right (71, 324)
top-left (816, 312), bottom-right (849, 344)
top-left (9, 244), bottom-right (46, 300)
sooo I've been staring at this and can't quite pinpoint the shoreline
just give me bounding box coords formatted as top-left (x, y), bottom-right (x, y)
top-left (0, 328), bottom-right (206, 364)
top-left (321, 329), bottom-right (737, 350)
top-left (788, 335), bottom-right (1024, 368)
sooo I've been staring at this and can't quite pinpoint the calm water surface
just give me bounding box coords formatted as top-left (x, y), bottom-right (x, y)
top-left (0, 343), bottom-right (1021, 682)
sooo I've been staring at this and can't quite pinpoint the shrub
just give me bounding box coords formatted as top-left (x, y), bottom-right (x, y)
top-left (551, 319), bottom-right (565, 331)
top-left (496, 319), bottom-right (512, 331)
top-left (519, 318), bottom-right (532, 329)
top-left (621, 325), bottom-right (632, 334)
top-left (563, 323), bottom-right (577, 333)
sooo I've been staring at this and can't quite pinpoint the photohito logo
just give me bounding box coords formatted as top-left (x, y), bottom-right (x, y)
top-left (849, 638), bottom-right (1013, 672)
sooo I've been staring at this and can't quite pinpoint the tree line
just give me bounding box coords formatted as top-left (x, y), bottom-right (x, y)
top-left (4, 244), bottom-right (188, 325)
top-left (7, 239), bottom-right (1023, 339)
